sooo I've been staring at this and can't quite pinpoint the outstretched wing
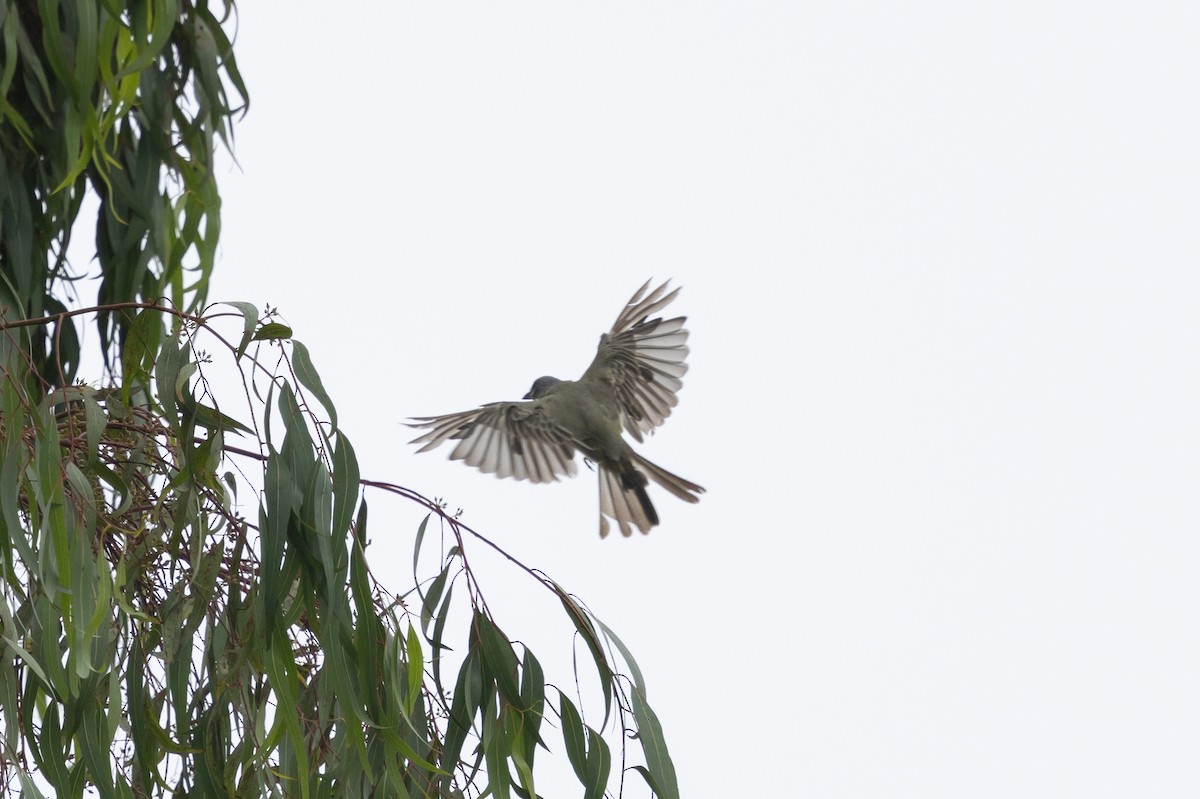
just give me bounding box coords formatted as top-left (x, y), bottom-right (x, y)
top-left (408, 401), bottom-right (578, 483)
top-left (581, 279), bottom-right (691, 442)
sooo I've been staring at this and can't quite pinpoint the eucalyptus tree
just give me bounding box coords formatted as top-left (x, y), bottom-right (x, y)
top-left (0, 4), bottom-right (678, 796)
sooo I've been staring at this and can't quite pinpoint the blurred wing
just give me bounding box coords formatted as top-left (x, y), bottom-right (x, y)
top-left (408, 401), bottom-right (578, 483)
top-left (581, 279), bottom-right (690, 442)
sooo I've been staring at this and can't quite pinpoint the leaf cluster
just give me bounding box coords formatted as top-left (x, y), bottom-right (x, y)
top-left (0, 305), bottom-right (680, 798)
top-left (0, 0), bottom-right (247, 388)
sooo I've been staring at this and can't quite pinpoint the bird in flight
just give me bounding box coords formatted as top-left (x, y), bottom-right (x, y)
top-left (409, 280), bottom-right (704, 537)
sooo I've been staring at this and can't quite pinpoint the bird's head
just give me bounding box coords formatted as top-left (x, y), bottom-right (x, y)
top-left (524, 376), bottom-right (562, 400)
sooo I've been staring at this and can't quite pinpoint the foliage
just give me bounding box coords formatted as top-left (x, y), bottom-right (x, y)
top-left (0, 307), bottom-right (678, 797)
top-left (0, 2), bottom-right (679, 798)
top-left (1, 0), bottom-right (246, 389)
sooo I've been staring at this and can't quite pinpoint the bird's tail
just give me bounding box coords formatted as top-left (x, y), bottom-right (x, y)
top-left (632, 451), bottom-right (705, 504)
top-left (597, 455), bottom-right (704, 538)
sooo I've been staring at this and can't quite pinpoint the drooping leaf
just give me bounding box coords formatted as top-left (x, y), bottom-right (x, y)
top-left (553, 586), bottom-right (615, 723)
top-left (222, 300), bottom-right (259, 359)
top-left (290, 340), bottom-right (337, 430)
top-left (630, 688), bottom-right (680, 799)
top-left (190, 402), bottom-right (253, 436)
top-left (252, 322), bottom-right (293, 342)
top-left (475, 612), bottom-right (522, 709)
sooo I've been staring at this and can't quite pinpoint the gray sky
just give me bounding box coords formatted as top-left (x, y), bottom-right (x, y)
top-left (214, 3), bottom-right (1199, 796)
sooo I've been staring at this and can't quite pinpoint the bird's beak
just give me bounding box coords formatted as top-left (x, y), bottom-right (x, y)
top-left (522, 391), bottom-right (533, 400)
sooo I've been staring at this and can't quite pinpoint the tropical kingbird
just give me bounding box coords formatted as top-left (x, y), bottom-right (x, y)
top-left (409, 280), bottom-right (704, 537)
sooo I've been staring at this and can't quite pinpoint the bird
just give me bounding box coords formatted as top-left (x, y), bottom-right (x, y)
top-left (408, 280), bottom-right (704, 538)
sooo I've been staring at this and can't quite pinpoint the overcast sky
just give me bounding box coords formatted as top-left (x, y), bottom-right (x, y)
top-left (211, 3), bottom-right (1199, 796)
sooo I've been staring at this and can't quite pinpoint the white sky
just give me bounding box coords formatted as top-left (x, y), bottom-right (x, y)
top-left (211, 3), bottom-right (1199, 796)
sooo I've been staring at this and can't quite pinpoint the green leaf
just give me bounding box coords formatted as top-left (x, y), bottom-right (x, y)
top-left (72, 0), bottom-right (99, 92)
top-left (558, 694), bottom-right (588, 781)
top-left (153, 332), bottom-right (186, 423)
top-left (196, 5), bottom-right (248, 113)
top-left (36, 0), bottom-right (79, 99)
top-left (630, 688), bottom-right (679, 799)
top-left (592, 614), bottom-right (647, 694)
top-left (508, 710), bottom-right (536, 799)
top-left (420, 565), bottom-right (450, 639)
top-left (441, 650), bottom-right (483, 787)
top-left (330, 432), bottom-right (359, 538)
top-left (263, 631), bottom-right (312, 799)
top-left (0, 445), bottom-right (37, 568)
top-left (190, 402), bottom-right (253, 436)
top-left (559, 694), bottom-right (609, 799)
top-left (290, 340), bottom-right (337, 430)
top-left (252, 322), bottom-right (293, 342)
top-left (349, 502), bottom-right (373, 607)
top-left (582, 726), bottom-right (611, 799)
top-left (481, 693), bottom-right (511, 799)
top-left (121, 307), bottom-right (163, 400)
top-left (429, 582), bottom-right (455, 688)
top-left (320, 615), bottom-right (365, 728)
top-left (175, 361), bottom-right (198, 404)
top-left (161, 583), bottom-right (185, 665)
top-left (518, 649), bottom-right (544, 720)
top-left (475, 613), bottom-right (522, 708)
top-left (405, 625), bottom-right (423, 715)
top-left (81, 388), bottom-right (106, 463)
top-left (412, 513), bottom-right (431, 589)
top-left (114, 0), bottom-right (176, 79)
top-left (629, 766), bottom-right (661, 796)
top-left (261, 449), bottom-right (298, 632)
top-left (553, 587), bottom-right (614, 724)
top-left (0, 624), bottom-right (53, 693)
top-left (222, 300), bottom-right (259, 358)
